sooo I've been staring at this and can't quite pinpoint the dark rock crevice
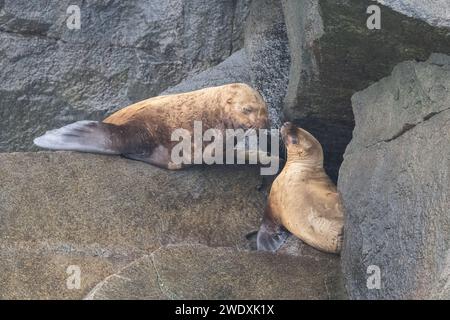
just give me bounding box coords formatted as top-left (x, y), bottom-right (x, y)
top-left (364, 107), bottom-right (450, 148)
top-left (383, 107), bottom-right (450, 142)
top-left (150, 252), bottom-right (177, 300)
top-left (0, 26), bottom-right (164, 53)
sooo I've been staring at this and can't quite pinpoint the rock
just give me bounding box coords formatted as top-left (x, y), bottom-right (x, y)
top-left (282, 0), bottom-right (450, 123)
top-left (346, 53), bottom-right (450, 152)
top-left (377, 0), bottom-right (450, 28)
top-left (281, 0), bottom-right (450, 182)
top-left (161, 49), bottom-right (251, 95)
top-left (339, 54), bottom-right (450, 299)
top-left (0, 152), bottom-right (266, 299)
top-left (0, 151), bottom-right (345, 299)
top-left (85, 253), bottom-right (166, 300)
top-left (0, 249), bottom-right (124, 300)
top-left (0, 0), bottom-right (248, 152)
top-left (231, 0), bottom-right (251, 52)
top-left (244, 0), bottom-right (290, 128)
top-left (86, 244), bottom-right (346, 300)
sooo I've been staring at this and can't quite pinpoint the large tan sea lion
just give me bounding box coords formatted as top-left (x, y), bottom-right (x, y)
top-left (34, 83), bottom-right (269, 169)
top-left (257, 122), bottom-right (344, 254)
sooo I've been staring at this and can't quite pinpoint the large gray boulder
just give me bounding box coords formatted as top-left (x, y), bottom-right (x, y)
top-left (0, 0), bottom-right (248, 152)
top-left (280, 0), bottom-right (450, 182)
top-left (86, 244), bottom-right (345, 300)
top-left (339, 54), bottom-right (450, 299)
top-left (161, 49), bottom-right (251, 95)
top-left (282, 0), bottom-right (450, 123)
top-left (377, 0), bottom-right (450, 28)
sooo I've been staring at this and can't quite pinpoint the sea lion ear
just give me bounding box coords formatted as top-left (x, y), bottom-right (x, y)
top-left (303, 140), bottom-right (313, 149)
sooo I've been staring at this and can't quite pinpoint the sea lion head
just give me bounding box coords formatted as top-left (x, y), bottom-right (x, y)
top-left (280, 122), bottom-right (324, 166)
top-left (223, 83), bottom-right (269, 130)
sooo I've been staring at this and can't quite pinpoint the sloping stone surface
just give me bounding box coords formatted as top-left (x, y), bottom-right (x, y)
top-left (339, 54), bottom-right (450, 299)
top-left (0, 249), bottom-right (124, 300)
top-left (0, 151), bottom-right (345, 299)
top-left (86, 244), bottom-right (346, 300)
top-left (0, 152), bottom-right (266, 299)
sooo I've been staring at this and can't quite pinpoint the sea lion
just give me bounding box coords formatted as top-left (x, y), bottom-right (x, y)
top-left (34, 83), bottom-right (269, 169)
top-left (256, 122), bottom-right (344, 254)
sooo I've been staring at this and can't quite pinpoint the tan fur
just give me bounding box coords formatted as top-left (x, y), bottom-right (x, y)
top-left (103, 83), bottom-right (268, 168)
top-left (104, 83), bottom-right (267, 130)
top-left (267, 123), bottom-right (344, 254)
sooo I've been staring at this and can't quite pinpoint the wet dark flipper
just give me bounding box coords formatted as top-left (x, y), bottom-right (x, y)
top-left (256, 215), bottom-right (290, 252)
top-left (122, 153), bottom-right (152, 163)
top-left (122, 144), bottom-right (180, 169)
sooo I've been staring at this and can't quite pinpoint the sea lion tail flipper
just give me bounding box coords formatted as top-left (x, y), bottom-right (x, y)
top-left (33, 120), bottom-right (122, 155)
top-left (256, 214), bottom-right (290, 252)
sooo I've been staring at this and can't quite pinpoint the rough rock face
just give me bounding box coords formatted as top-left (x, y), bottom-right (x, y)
top-left (282, 0), bottom-right (450, 123)
top-left (0, 0), bottom-right (249, 152)
top-left (339, 54), bottom-right (450, 299)
top-left (85, 244), bottom-right (345, 300)
top-left (281, 0), bottom-right (450, 182)
top-left (161, 49), bottom-right (251, 95)
top-left (377, 0), bottom-right (450, 27)
top-left (0, 151), bottom-right (344, 299)
top-left (244, 0), bottom-right (290, 128)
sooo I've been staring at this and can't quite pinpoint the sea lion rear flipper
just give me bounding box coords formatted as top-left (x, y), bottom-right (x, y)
top-left (34, 120), bottom-right (125, 155)
top-left (256, 214), bottom-right (290, 252)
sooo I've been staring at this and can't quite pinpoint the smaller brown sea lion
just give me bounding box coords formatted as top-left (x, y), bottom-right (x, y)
top-left (257, 122), bottom-right (344, 254)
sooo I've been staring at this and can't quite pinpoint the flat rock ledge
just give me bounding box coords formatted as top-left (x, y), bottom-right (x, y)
top-left (85, 244), bottom-right (345, 300)
top-left (0, 151), bottom-right (344, 299)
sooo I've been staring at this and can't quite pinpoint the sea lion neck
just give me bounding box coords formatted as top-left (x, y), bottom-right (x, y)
top-left (285, 158), bottom-right (324, 172)
top-left (285, 146), bottom-right (323, 167)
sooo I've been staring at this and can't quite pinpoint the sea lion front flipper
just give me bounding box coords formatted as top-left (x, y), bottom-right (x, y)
top-left (123, 144), bottom-right (185, 170)
top-left (122, 153), bottom-right (161, 166)
top-left (256, 212), bottom-right (290, 252)
top-left (123, 153), bottom-right (182, 170)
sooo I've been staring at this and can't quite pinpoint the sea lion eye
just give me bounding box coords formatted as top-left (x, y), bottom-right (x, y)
top-left (242, 106), bottom-right (253, 114)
